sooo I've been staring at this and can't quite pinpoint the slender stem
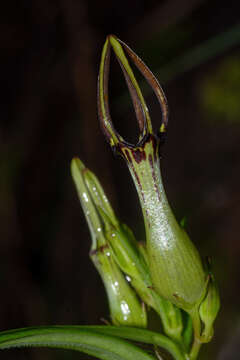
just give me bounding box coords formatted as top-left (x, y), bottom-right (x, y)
top-left (191, 310), bottom-right (201, 340)
top-left (189, 337), bottom-right (202, 360)
top-left (188, 308), bottom-right (202, 359)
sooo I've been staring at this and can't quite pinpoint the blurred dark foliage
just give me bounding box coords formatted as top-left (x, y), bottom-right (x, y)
top-left (1, 1), bottom-right (240, 359)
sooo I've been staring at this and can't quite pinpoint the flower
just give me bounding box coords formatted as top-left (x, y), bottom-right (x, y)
top-left (97, 35), bottom-right (207, 320)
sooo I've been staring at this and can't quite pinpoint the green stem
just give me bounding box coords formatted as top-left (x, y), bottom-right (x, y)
top-left (189, 337), bottom-right (202, 360)
top-left (189, 308), bottom-right (201, 340)
top-left (188, 308), bottom-right (202, 359)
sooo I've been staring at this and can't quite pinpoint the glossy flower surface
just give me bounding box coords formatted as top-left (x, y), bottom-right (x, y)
top-left (97, 35), bottom-right (207, 312)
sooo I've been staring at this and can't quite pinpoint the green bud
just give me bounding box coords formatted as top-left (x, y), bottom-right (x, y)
top-left (90, 245), bottom-right (147, 327)
top-left (71, 157), bottom-right (147, 327)
top-left (97, 208), bottom-right (151, 290)
top-left (71, 157), bottom-right (104, 251)
top-left (97, 35), bottom-right (207, 312)
top-left (79, 161), bottom-right (151, 302)
top-left (199, 262), bottom-right (220, 342)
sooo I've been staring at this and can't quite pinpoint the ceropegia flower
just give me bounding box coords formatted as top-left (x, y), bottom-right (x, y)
top-left (97, 35), bottom-right (207, 327)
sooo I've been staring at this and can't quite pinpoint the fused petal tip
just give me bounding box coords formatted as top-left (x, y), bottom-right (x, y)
top-left (97, 35), bottom-right (168, 150)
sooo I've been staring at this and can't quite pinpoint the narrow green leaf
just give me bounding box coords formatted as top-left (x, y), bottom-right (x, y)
top-left (0, 326), bottom-right (156, 360)
top-left (0, 325), bottom-right (188, 360)
top-left (82, 326), bottom-right (189, 360)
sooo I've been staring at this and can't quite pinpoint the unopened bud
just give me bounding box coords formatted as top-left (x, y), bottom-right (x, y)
top-left (71, 157), bottom-right (147, 327)
top-left (91, 244), bottom-right (147, 327)
top-left (199, 264), bottom-right (220, 342)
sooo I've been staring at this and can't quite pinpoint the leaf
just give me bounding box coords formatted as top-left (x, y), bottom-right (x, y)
top-left (82, 326), bottom-right (188, 360)
top-left (0, 326), bottom-right (156, 360)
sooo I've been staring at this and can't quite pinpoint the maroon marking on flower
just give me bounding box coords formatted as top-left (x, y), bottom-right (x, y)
top-left (90, 244), bottom-right (109, 256)
top-left (131, 148), bottom-right (146, 164)
top-left (149, 154), bottom-right (161, 202)
top-left (123, 148), bottom-right (133, 164)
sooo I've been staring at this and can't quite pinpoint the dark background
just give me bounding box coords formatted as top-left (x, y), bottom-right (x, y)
top-left (1, 1), bottom-right (240, 359)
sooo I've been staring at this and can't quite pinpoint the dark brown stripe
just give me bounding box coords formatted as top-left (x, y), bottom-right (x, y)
top-left (149, 153), bottom-right (161, 202)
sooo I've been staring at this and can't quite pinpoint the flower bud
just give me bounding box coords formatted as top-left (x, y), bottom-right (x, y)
top-left (71, 157), bottom-right (147, 327)
top-left (90, 244), bottom-right (147, 327)
top-left (199, 261), bottom-right (220, 342)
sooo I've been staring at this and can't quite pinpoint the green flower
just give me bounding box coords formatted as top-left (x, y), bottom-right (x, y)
top-left (97, 35), bottom-right (207, 322)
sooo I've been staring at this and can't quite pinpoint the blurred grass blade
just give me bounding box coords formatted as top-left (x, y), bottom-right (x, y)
top-left (158, 23), bottom-right (240, 83)
top-left (115, 23), bottom-right (240, 109)
top-left (0, 326), bottom-right (156, 360)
